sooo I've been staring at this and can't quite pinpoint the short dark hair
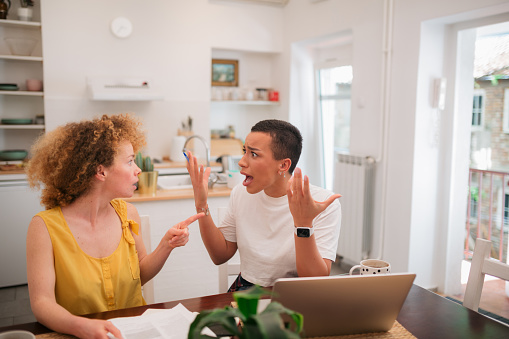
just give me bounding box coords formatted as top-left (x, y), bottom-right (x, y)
top-left (251, 119), bottom-right (303, 174)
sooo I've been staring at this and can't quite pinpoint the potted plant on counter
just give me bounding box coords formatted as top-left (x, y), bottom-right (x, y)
top-left (188, 285), bottom-right (303, 338)
top-left (135, 152), bottom-right (158, 195)
top-left (18, 0), bottom-right (33, 21)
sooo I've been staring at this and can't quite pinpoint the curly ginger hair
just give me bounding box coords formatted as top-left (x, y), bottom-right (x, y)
top-left (26, 114), bottom-right (146, 209)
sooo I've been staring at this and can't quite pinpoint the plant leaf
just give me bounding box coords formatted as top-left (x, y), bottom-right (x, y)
top-left (233, 285), bottom-right (271, 319)
top-left (261, 301), bottom-right (304, 335)
top-left (254, 311), bottom-right (302, 339)
top-left (188, 307), bottom-right (243, 339)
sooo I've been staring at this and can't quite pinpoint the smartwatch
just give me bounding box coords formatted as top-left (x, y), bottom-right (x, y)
top-left (294, 227), bottom-right (314, 238)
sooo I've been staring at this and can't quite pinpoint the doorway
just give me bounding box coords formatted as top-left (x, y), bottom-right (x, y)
top-left (439, 14), bottom-right (509, 297)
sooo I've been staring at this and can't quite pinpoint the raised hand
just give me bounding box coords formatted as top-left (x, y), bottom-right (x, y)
top-left (185, 151), bottom-right (210, 208)
top-left (286, 167), bottom-right (341, 227)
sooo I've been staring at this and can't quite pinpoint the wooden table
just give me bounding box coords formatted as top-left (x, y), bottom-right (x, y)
top-left (1, 285), bottom-right (508, 338)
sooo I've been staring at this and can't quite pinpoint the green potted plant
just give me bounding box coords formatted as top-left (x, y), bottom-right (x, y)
top-left (188, 285), bottom-right (303, 338)
top-left (18, 0), bottom-right (33, 21)
top-left (135, 151), bottom-right (158, 195)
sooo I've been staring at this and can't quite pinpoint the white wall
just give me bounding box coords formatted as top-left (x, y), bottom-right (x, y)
top-left (40, 0), bottom-right (284, 159)
top-left (39, 0), bottom-right (509, 293)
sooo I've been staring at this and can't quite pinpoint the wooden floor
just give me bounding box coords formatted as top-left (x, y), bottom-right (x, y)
top-left (437, 278), bottom-right (509, 320)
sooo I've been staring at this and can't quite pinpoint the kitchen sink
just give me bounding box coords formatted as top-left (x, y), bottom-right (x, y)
top-left (157, 174), bottom-right (193, 190)
top-left (157, 173), bottom-right (227, 190)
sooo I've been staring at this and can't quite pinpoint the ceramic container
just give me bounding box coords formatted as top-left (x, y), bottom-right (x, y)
top-left (26, 79), bottom-right (42, 91)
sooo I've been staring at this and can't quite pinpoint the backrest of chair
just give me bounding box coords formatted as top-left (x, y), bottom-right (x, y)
top-left (463, 238), bottom-right (509, 311)
top-left (217, 207), bottom-right (241, 293)
top-left (140, 215), bottom-right (155, 304)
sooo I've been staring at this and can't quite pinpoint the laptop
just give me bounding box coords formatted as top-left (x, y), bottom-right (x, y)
top-left (271, 273), bottom-right (416, 337)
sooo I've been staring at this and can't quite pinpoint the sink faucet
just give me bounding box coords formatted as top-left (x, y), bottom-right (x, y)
top-left (182, 135), bottom-right (218, 188)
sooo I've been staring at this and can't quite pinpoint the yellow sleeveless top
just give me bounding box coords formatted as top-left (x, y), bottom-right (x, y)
top-left (38, 199), bottom-right (146, 315)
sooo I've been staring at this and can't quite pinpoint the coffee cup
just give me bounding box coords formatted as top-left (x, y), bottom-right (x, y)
top-left (0, 330), bottom-right (36, 339)
top-left (349, 259), bottom-right (391, 275)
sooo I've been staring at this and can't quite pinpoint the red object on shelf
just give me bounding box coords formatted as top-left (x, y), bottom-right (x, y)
top-left (269, 90), bottom-right (279, 101)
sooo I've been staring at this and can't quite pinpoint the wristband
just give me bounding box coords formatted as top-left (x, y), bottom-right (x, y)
top-left (196, 205), bottom-right (210, 216)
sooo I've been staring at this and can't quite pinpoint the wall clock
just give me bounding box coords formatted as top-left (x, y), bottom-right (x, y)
top-left (111, 17), bottom-right (133, 38)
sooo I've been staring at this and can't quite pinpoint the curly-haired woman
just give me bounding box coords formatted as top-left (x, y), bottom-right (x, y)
top-left (25, 114), bottom-right (204, 339)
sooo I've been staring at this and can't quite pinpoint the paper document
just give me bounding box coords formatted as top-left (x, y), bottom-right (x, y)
top-left (107, 303), bottom-right (215, 339)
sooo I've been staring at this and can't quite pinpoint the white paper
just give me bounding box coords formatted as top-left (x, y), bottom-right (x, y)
top-left (107, 303), bottom-right (216, 339)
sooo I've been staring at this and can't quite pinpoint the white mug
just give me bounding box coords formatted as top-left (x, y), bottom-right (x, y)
top-left (0, 330), bottom-right (35, 339)
top-left (349, 259), bottom-right (391, 275)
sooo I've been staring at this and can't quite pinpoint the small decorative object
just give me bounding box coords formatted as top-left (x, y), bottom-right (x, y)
top-left (0, 0), bottom-right (11, 20)
top-left (18, 0), bottom-right (33, 21)
top-left (188, 285), bottom-right (303, 338)
top-left (135, 151), bottom-right (158, 195)
top-left (269, 89), bottom-right (279, 102)
top-left (4, 37), bottom-right (37, 56)
top-left (26, 79), bottom-right (42, 91)
top-left (211, 59), bottom-right (239, 87)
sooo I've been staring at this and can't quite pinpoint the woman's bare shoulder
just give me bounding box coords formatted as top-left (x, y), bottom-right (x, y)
top-left (126, 202), bottom-right (141, 223)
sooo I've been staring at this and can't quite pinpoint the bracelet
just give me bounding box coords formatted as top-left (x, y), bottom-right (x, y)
top-left (196, 205), bottom-right (210, 216)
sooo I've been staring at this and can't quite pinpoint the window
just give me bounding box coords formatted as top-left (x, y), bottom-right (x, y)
top-left (472, 89), bottom-right (485, 130)
top-left (317, 65), bottom-right (352, 190)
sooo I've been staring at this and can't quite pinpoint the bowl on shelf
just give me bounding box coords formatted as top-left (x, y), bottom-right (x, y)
top-left (0, 150), bottom-right (28, 161)
top-left (1, 118), bottom-right (33, 125)
top-left (4, 37), bottom-right (37, 56)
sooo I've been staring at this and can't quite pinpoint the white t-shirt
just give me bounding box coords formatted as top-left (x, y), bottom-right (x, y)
top-left (219, 183), bottom-right (341, 287)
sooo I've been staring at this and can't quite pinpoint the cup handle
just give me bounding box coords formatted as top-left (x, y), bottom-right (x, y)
top-left (349, 265), bottom-right (362, 275)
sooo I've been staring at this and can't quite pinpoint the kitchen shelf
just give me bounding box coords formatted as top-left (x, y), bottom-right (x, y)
top-left (0, 124), bottom-right (44, 129)
top-left (0, 19), bottom-right (41, 28)
top-left (211, 100), bottom-right (280, 105)
top-left (0, 90), bottom-right (43, 96)
top-left (0, 55), bottom-right (43, 61)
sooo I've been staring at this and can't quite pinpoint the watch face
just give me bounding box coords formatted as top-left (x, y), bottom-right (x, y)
top-left (296, 228), bottom-right (311, 237)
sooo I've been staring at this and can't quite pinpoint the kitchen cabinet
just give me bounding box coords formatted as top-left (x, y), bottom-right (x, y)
top-left (0, 17), bottom-right (45, 152)
top-left (0, 178), bottom-right (43, 288)
top-left (131, 196), bottom-right (229, 302)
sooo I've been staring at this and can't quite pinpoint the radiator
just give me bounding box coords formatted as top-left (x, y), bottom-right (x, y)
top-left (333, 153), bottom-right (376, 265)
